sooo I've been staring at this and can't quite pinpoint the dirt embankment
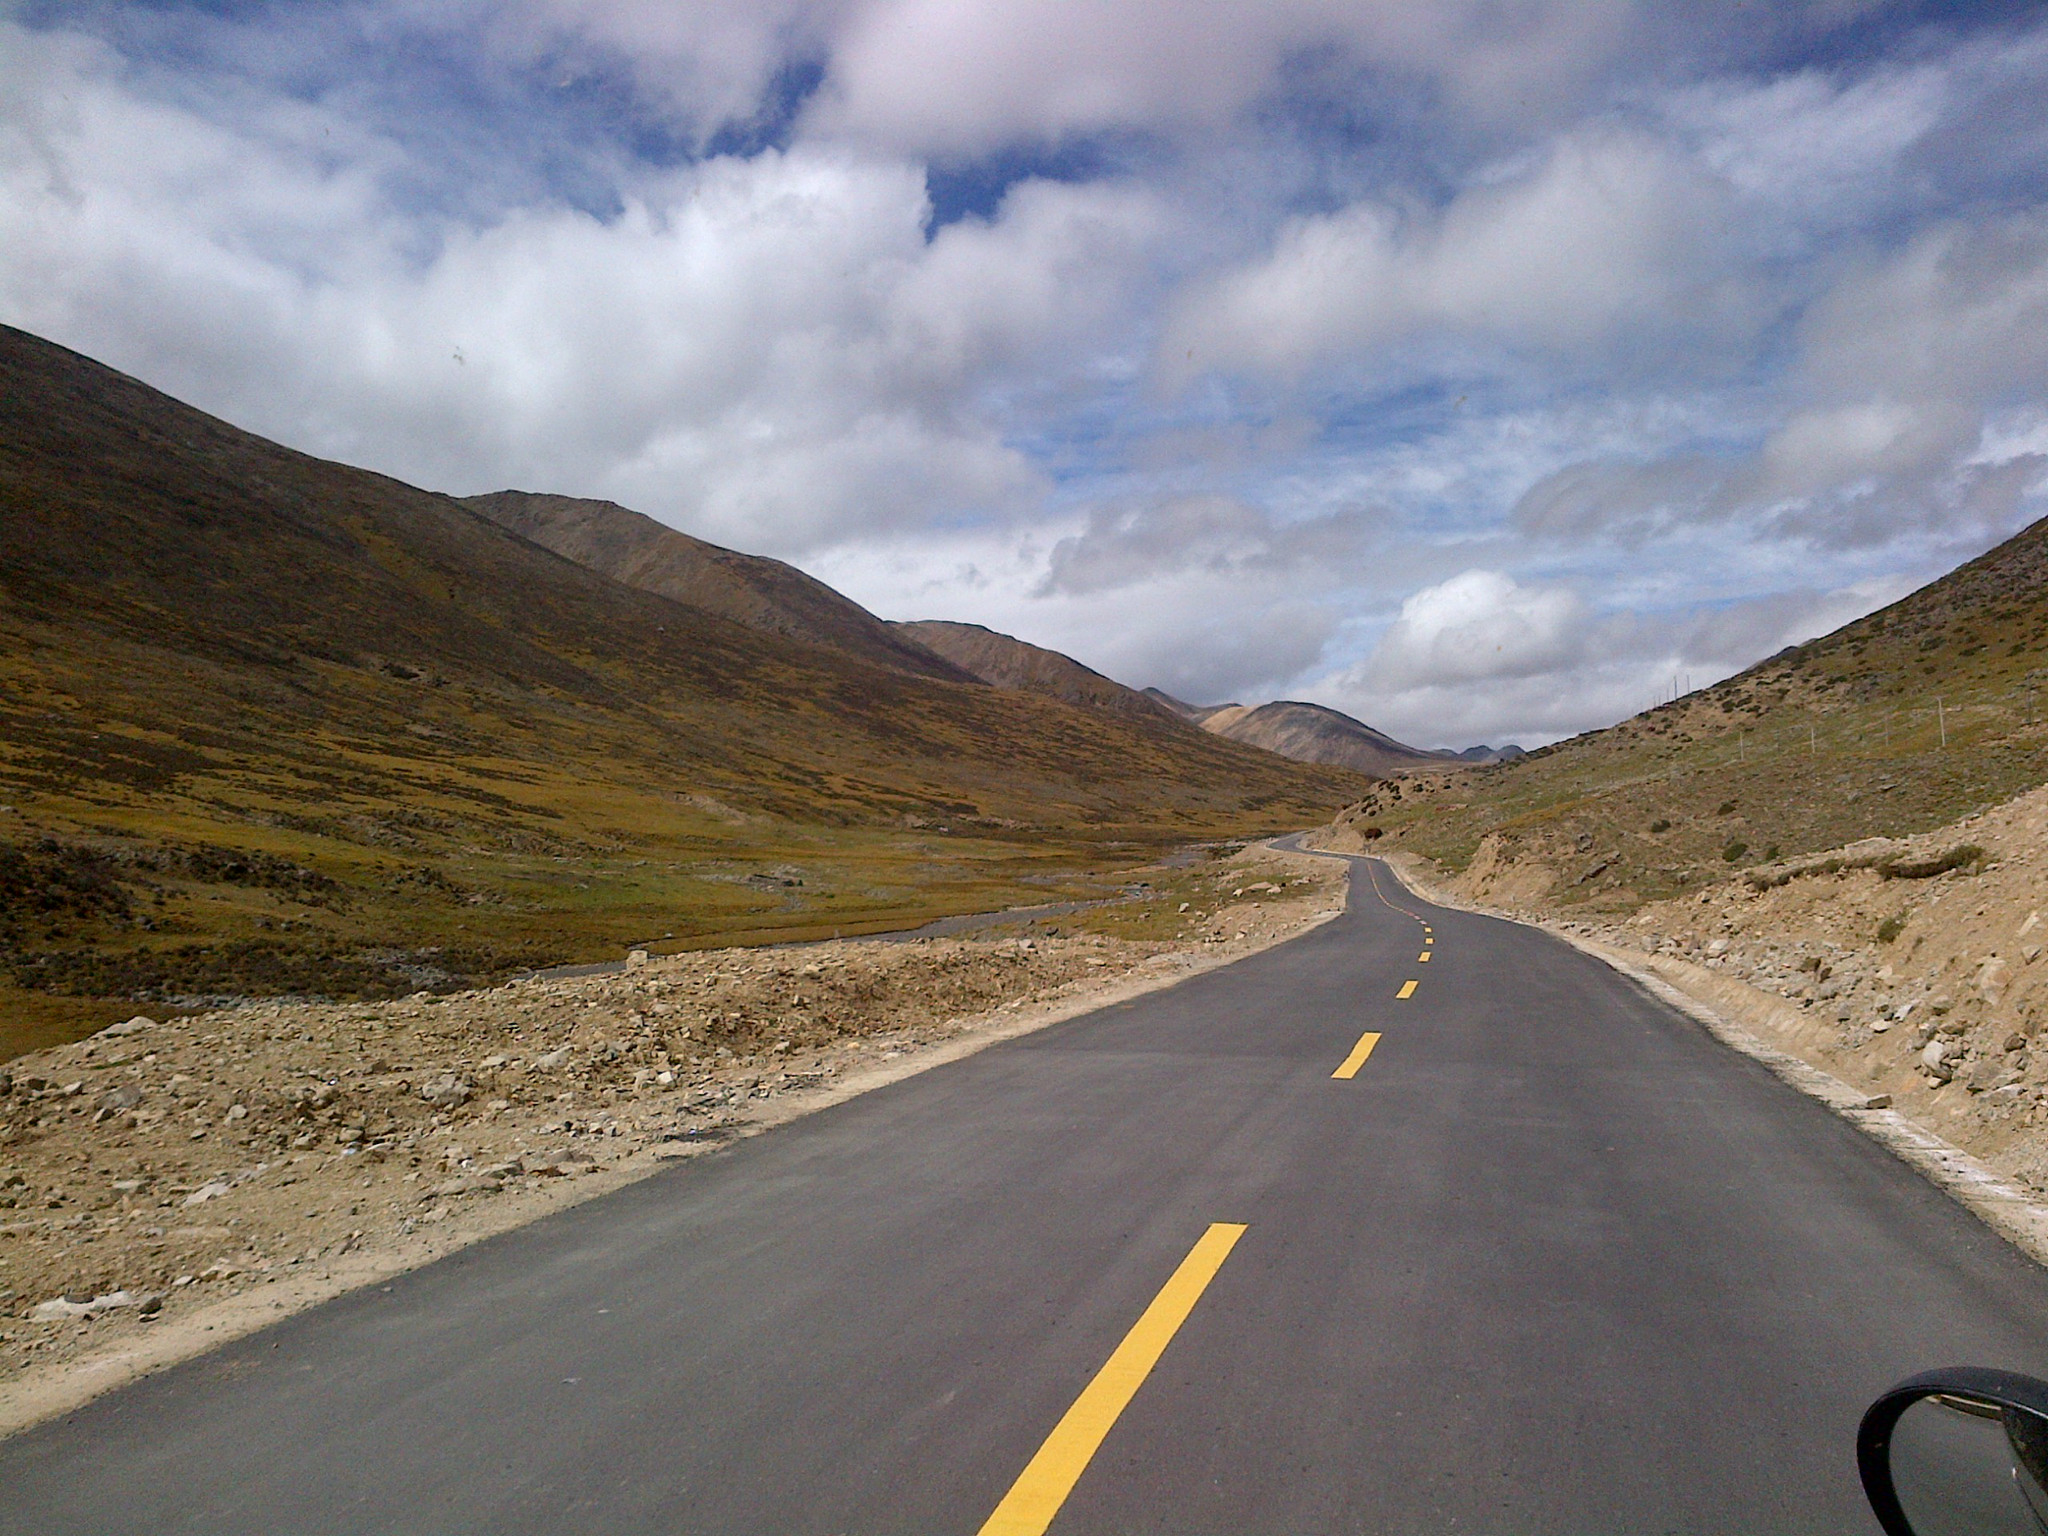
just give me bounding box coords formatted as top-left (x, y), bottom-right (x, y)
top-left (1373, 784), bottom-right (2048, 1208)
top-left (0, 843), bottom-right (1343, 1433)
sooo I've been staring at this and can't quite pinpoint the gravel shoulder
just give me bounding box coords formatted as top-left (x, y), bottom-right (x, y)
top-left (1354, 787), bottom-right (2048, 1267)
top-left (0, 842), bottom-right (1345, 1437)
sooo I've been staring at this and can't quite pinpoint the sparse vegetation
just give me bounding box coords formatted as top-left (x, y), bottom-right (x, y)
top-left (1876, 915), bottom-right (1906, 943)
top-left (1317, 506), bottom-right (2048, 915)
top-left (1723, 841), bottom-right (1749, 863)
top-left (0, 326), bottom-right (1368, 1057)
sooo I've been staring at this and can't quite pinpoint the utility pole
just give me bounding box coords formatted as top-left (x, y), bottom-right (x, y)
top-left (1809, 720), bottom-right (1817, 755)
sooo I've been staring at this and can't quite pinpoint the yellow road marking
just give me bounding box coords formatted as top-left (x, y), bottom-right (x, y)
top-left (1331, 1031), bottom-right (1381, 1079)
top-left (1424, 936), bottom-right (1433, 945)
top-left (977, 1224), bottom-right (1247, 1536)
top-left (1396, 979), bottom-right (1418, 999)
top-left (1417, 951), bottom-right (1431, 963)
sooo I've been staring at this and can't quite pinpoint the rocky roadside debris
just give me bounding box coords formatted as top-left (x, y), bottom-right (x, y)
top-left (1400, 783), bottom-right (2048, 1205)
top-left (0, 844), bottom-right (1342, 1425)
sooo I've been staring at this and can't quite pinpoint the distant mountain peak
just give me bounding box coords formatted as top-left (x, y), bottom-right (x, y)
top-left (890, 620), bottom-right (1181, 723)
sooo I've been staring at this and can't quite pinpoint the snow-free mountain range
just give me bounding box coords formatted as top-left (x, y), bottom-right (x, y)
top-left (464, 489), bottom-right (1515, 773)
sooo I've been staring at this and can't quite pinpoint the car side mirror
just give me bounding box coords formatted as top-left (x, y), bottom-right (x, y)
top-left (1861, 1367), bottom-right (2048, 1534)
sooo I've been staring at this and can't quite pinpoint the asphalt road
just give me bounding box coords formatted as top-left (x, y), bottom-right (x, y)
top-left (6, 856), bottom-right (2048, 1534)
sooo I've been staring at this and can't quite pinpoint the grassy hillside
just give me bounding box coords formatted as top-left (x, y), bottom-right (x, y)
top-left (466, 490), bottom-right (969, 681)
top-left (890, 620), bottom-right (1177, 722)
top-left (0, 326), bottom-right (1367, 1054)
top-left (1340, 513), bottom-right (2048, 908)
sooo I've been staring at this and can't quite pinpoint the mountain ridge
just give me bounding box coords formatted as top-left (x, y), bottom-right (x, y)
top-left (1142, 690), bottom-right (1518, 776)
top-left (1325, 509), bottom-right (2048, 909)
top-left (464, 490), bottom-right (971, 683)
top-left (0, 322), bottom-right (1368, 1050)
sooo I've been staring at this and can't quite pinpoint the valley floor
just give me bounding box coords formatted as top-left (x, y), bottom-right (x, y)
top-left (0, 843), bottom-right (1342, 1434)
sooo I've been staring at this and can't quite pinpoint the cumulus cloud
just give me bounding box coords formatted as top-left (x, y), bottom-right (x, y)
top-left (1366, 570), bottom-right (1586, 691)
top-left (1319, 569), bottom-right (1907, 747)
top-left (1159, 125), bottom-right (1759, 385)
top-left (0, 20), bottom-right (1173, 555)
top-left (2, 2), bottom-right (2046, 752)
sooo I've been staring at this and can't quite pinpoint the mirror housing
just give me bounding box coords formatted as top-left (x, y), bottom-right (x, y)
top-left (1860, 1367), bottom-right (2048, 1535)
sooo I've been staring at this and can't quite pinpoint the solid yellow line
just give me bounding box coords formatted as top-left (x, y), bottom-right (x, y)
top-left (1396, 979), bottom-right (1418, 999)
top-left (977, 1224), bottom-right (1247, 1536)
top-left (1331, 1031), bottom-right (1381, 1079)
top-left (1417, 951), bottom-right (1431, 963)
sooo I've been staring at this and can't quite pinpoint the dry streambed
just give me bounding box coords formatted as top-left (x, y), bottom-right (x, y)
top-left (0, 846), bottom-right (1342, 1430)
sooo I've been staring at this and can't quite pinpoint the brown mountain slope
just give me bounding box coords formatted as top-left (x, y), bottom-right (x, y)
top-left (890, 620), bottom-right (1177, 722)
top-left (464, 490), bottom-right (968, 682)
top-left (1331, 511), bottom-right (2048, 910)
top-left (1204, 700), bottom-right (1459, 777)
top-left (1146, 692), bottom-right (1454, 778)
top-left (0, 324), bottom-right (1370, 1048)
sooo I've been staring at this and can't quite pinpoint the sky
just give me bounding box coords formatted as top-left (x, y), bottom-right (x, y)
top-left (4, 1), bottom-right (2047, 748)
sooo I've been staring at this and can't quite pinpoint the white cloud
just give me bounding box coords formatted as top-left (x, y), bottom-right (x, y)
top-left (0, 21), bottom-right (1176, 556)
top-left (1317, 570), bottom-right (1908, 747)
top-left (1160, 126), bottom-right (1757, 384)
top-left (3, 3), bottom-right (2046, 756)
top-left (805, 0), bottom-right (1653, 158)
top-left (1365, 570), bottom-right (1586, 690)
top-left (1670, 62), bottom-right (1946, 227)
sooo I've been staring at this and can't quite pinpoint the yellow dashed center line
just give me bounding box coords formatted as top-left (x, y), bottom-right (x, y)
top-left (1417, 951), bottom-right (1431, 963)
top-left (1331, 1031), bottom-right (1381, 1079)
top-left (1396, 979), bottom-right (1418, 999)
top-left (976, 1224), bottom-right (1247, 1536)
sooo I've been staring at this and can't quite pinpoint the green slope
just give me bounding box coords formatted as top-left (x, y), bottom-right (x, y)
top-left (1343, 514), bottom-right (2048, 907)
top-left (0, 325), bottom-right (1367, 1053)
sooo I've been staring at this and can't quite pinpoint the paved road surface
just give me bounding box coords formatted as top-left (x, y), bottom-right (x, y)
top-left (5, 856), bottom-right (2048, 1534)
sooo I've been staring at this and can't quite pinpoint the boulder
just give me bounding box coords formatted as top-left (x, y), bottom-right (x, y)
top-left (417, 1074), bottom-right (472, 1109)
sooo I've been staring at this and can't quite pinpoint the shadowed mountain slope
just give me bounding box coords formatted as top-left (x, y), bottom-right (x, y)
top-left (0, 324), bottom-right (1368, 1048)
top-left (465, 491), bottom-right (968, 682)
top-left (1337, 512), bottom-right (2048, 910)
top-left (890, 621), bottom-right (1177, 722)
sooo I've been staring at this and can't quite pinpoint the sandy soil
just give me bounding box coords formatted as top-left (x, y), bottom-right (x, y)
top-left (0, 842), bottom-right (1343, 1435)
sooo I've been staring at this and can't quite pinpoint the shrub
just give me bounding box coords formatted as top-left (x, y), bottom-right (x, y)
top-left (1649, 819), bottom-right (1671, 834)
top-left (1716, 800), bottom-right (1737, 815)
top-left (1722, 841), bottom-right (1748, 863)
top-left (1876, 915), bottom-right (1906, 944)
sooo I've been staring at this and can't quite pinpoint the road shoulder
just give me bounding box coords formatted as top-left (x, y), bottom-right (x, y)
top-left (0, 842), bottom-right (1346, 1438)
top-left (1372, 850), bottom-right (2048, 1271)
